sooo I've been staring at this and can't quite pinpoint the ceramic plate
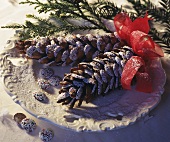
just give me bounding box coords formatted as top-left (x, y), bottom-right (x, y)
top-left (0, 40), bottom-right (166, 132)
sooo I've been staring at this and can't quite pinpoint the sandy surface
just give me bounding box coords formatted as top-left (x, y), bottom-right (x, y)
top-left (0, 0), bottom-right (170, 142)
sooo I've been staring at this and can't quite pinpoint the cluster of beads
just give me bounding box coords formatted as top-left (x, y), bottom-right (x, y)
top-left (37, 67), bottom-right (61, 90)
top-left (13, 113), bottom-right (54, 141)
top-left (13, 113), bottom-right (36, 133)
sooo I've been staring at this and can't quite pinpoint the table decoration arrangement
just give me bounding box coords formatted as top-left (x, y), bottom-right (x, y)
top-left (0, 0), bottom-right (169, 137)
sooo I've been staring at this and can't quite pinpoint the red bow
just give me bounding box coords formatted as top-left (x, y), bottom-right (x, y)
top-left (114, 12), bottom-right (164, 93)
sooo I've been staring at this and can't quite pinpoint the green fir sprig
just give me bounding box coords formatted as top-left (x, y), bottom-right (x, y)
top-left (1, 0), bottom-right (170, 51)
top-left (127, 0), bottom-right (170, 51)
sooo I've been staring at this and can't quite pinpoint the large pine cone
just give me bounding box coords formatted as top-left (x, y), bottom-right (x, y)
top-left (14, 33), bottom-right (126, 66)
top-left (57, 46), bottom-right (134, 108)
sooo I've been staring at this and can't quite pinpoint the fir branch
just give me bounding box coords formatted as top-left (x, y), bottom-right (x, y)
top-left (127, 0), bottom-right (170, 50)
top-left (127, 0), bottom-right (146, 16)
top-left (92, 0), bottom-right (122, 19)
top-left (144, 0), bottom-right (169, 24)
top-left (150, 28), bottom-right (169, 47)
top-left (1, 0), bottom-right (169, 51)
top-left (2, 14), bottom-right (78, 39)
top-left (1, 24), bottom-right (26, 29)
top-left (20, 0), bottom-right (110, 32)
top-left (2, 0), bottom-right (120, 38)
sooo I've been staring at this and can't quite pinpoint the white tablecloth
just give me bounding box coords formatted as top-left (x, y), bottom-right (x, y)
top-left (0, 1), bottom-right (170, 142)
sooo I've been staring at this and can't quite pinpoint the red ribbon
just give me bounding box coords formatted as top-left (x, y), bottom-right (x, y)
top-left (114, 12), bottom-right (164, 93)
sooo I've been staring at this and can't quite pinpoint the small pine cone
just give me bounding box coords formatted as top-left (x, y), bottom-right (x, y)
top-left (14, 33), bottom-right (124, 66)
top-left (57, 46), bottom-right (134, 108)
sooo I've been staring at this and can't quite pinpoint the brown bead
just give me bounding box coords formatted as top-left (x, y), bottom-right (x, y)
top-left (13, 113), bottom-right (26, 123)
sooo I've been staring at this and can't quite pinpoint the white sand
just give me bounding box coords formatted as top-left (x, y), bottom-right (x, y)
top-left (0, 0), bottom-right (170, 142)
